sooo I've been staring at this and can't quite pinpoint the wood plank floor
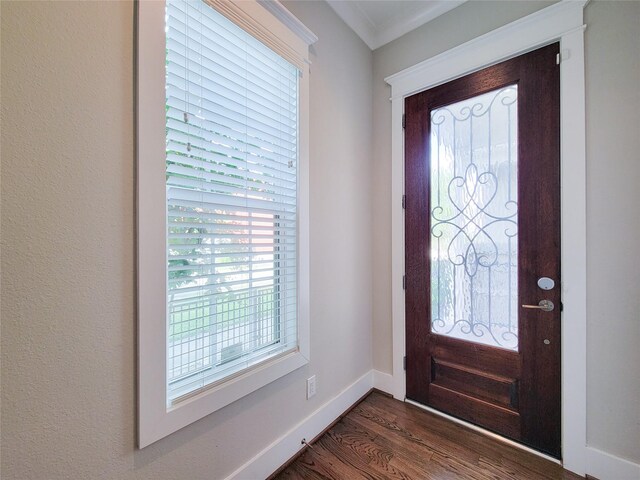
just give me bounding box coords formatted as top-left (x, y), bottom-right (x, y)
top-left (272, 391), bottom-right (583, 480)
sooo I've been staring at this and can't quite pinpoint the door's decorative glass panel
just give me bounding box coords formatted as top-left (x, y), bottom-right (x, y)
top-left (430, 85), bottom-right (518, 350)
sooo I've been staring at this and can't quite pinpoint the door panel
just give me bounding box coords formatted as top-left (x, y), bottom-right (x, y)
top-left (405, 43), bottom-right (561, 457)
top-left (431, 358), bottom-right (517, 410)
top-left (429, 383), bottom-right (521, 439)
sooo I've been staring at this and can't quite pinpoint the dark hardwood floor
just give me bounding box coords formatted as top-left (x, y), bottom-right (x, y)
top-left (272, 391), bottom-right (582, 480)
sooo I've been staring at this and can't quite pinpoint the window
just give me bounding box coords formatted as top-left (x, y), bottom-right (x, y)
top-left (165, 0), bottom-right (300, 403)
top-left (137, 0), bottom-right (315, 447)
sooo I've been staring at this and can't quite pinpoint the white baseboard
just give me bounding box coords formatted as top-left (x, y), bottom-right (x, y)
top-left (586, 446), bottom-right (640, 480)
top-left (224, 368), bottom-right (640, 480)
top-left (224, 370), bottom-right (374, 480)
top-left (372, 370), bottom-right (394, 394)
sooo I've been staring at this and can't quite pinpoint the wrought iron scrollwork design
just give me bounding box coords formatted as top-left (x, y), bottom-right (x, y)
top-left (431, 164), bottom-right (517, 277)
top-left (430, 86), bottom-right (518, 350)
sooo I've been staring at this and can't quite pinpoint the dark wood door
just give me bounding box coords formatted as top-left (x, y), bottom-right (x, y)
top-left (404, 43), bottom-right (561, 457)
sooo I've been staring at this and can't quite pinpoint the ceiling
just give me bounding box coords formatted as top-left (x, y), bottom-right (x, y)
top-left (326, 0), bottom-right (468, 50)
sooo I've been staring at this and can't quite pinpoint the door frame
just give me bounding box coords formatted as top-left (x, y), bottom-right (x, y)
top-left (385, 1), bottom-right (587, 474)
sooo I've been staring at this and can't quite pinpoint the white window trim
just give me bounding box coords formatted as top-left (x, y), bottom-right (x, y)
top-left (137, 0), bottom-right (316, 448)
top-left (385, 1), bottom-right (588, 474)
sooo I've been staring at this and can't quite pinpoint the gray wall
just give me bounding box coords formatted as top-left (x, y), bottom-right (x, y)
top-left (0, 1), bottom-right (373, 478)
top-left (371, 0), bottom-right (640, 464)
top-left (584, 0), bottom-right (640, 463)
top-left (1, 0), bottom-right (639, 477)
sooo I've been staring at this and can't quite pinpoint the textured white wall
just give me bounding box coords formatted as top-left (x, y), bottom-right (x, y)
top-left (0, 1), bottom-right (372, 479)
top-left (371, 0), bottom-right (640, 465)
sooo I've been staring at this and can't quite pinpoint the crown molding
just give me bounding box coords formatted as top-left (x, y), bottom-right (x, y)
top-left (326, 0), bottom-right (376, 48)
top-left (373, 0), bottom-right (466, 49)
top-left (327, 0), bottom-right (467, 50)
top-left (258, 0), bottom-right (318, 45)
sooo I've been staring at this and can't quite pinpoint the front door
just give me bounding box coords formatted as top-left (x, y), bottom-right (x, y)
top-left (404, 43), bottom-right (561, 457)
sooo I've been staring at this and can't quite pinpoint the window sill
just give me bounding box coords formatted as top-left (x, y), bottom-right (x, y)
top-left (140, 349), bottom-right (308, 448)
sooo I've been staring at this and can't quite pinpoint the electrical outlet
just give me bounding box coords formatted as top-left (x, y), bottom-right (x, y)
top-left (306, 375), bottom-right (316, 399)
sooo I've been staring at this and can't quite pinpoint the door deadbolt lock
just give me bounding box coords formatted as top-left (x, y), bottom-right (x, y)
top-left (522, 300), bottom-right (555, 312)
top-left (537, 277), bottom-right (555, 290)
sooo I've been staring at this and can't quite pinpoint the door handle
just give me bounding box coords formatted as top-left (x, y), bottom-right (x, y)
top-left (522, 300), bottom-right (555, 312)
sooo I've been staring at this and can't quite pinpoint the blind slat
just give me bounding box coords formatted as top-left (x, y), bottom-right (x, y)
top-left (168, 273), bottom-right (296, 296)
top-left (167, 241), bottom-right (297, 253)
top-left (167, 71), bottom-right (297, 135)
top-left (166, 155), bottom-right (297, 193)
top-left (167, 175), bottom-right (297, 204)
top-left (168, 186), bottom-right (297, 212)
top-left (166, 129), bottom-right (297, 181)
top-left (168, 284), bottom-right (298, 305)
top-left (166, 91), bottom-right (297, 151)
top-left (166, 47), bottom-right (297, 117)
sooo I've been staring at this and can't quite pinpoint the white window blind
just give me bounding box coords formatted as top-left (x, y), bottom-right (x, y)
top-left (165, 0), bottom-right (299, 404)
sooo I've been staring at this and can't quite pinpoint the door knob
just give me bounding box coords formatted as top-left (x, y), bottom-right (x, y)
top-left (522, 300), bottom-right (555, 312)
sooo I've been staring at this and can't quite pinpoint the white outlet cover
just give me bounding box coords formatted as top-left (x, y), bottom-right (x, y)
top-left (307, 375), bottom-right (316, 399)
